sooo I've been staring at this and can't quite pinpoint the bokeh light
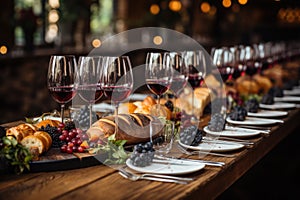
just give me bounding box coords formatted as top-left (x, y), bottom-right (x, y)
top-left (153, 36), bottom-right (163, 45)
top-left (200, 2), bottom-right (211, 13)
top-left (150, 4), bottom-right (160, 15)
top-left (0, 46), bottom-right (7, 55)
top-left (169, 0), bottom-right (182, 12)
top-left (92, 39), bottom-right (102, 48)
top-left (222, 0), bottom-right (232, 8)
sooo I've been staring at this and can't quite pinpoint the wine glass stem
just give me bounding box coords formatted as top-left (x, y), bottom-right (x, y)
top-left (89, 103), bottom-right (93, 128)
top-left (157, 95), bottom-right (160, 105)
top-left (61, 104), bottom-right (65, 123)
top-left (114, 103), bottom-right (119, 135)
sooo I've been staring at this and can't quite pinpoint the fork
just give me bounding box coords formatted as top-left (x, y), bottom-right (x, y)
top-left (176, 143), bottom-right (235, 158)
top-left (118, 167), bottom-right (191, 184)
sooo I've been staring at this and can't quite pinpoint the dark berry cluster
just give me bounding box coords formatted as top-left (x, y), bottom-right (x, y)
top-left (129, 142), bottom-right (155, 167)
top-left (179, 125), bottom-right (203, 146)
top-left (244, 98), bottom-right (259, 113)
top-left (208, 113), bottom-right (226, 132)
top-left (72, 105), bottom-right (98, 130)
top-left (229, 106), bottom-right (247, 121)
top-left (261, 93), bottom-right (274, 105)
top-left (40, 121), bottom-right (88, 154)
top-left (39, 124), bottom-right (65, 148)
top-left (268, 87), bottom-right (284, 97)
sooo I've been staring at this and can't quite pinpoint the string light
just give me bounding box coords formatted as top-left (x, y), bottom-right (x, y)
top-left (0, 46), bottom-right (8, 55)
top-left (200, 2), bottom-right (211, 13)
top-left (238, 0), bottom-right (248, 5)
top-left (153, 36), bottom-right (163, 45)
top-left (150, 4), bottom-right (160, 15)
top-left (92, 39), bottom-right (102, 48)
top-left (169, 0), bottom-right (182, 12)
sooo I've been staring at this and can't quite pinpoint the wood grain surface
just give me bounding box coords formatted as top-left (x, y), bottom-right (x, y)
top-left (0, 109), bottom-right (299, 200)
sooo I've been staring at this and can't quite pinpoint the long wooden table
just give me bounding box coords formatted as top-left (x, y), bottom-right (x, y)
top-left (1, 108), bottom-right (300, 200)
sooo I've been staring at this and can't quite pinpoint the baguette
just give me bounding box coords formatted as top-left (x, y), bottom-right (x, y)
top-left (87, 113), bottom-right (161, 144)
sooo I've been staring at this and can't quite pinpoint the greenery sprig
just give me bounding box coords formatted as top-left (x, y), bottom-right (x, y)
top-left (89, 134), bottom-right (129, 165)
top-left (0, 136), bottom-right (33, 174)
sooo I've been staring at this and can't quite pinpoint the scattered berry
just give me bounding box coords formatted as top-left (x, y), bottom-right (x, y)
top-left (229, 106), bottom-right (247, 121)
top-left (179, 125), bottom-right (203, 146)
top-left (244, 98), bottom-right (259, 113)
top-left (208, 113), bottom-right (226, 132)
top-left (261, 93), bottom-right (274, 105)
top-left (129, 142), bottom-right (155, 167)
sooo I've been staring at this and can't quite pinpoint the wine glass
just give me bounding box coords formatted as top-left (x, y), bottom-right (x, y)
top-left (169, 52), bottom-right (189, 97)
top-left (48, 55), bottom-right (78, 123)
top-left (145, 52), bottom-right (173, 114)
top-left (101, 56), bottom-right (133, 134)
top-left (211, 47), bottom-right (234, 83)
top-left (183, 50), bottom-right (207, 121)
top-left (77, 56), bottom-right (103, 128)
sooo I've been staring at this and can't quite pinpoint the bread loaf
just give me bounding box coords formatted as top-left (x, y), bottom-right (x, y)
top-left (21, 135), bottom-right (47, 154)
top-left (87, 113), bottom-right (161, 144)
top-left (6, 123), bottom-right (37, 142)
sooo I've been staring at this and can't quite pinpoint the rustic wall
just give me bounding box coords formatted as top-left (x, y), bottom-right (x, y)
top-left (0, 55), bottom-right (58, 124)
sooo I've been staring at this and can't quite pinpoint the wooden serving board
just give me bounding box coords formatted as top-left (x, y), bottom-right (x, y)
top-left (30, 148), bottom-right (105, 172)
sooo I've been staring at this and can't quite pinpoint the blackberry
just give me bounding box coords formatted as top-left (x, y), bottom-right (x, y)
top-left (268, 87), bottom-right (284, 97)
top-left (208, 113), bottom-right (226, 132)
top-left (129, 142), bottom-right (155, 167)
top-left (179, 125), bottom-right (203, 146)
top-left (229, 106), bottom-right (247, 121)
top-left (39, 125), bottom-right (65, 148)
top-left (72, 105), bottom-right (98, 130)
top-left (164, 100), bottom-right (174, 112)
top-left (261, 93), bottom-right (274, 105)
top-left (64, 121), bottom-right (76, 131)
top-left (245, 98), bottom-right (259, 113)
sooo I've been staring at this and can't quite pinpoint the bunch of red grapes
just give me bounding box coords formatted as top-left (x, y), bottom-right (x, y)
top-left (56, 123), bottom-right (89, 154)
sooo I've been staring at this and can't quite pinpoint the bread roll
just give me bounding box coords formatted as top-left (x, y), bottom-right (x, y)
top-left (6, 123), bottom-right (36, 142)
top-left (118, 102), bottom-right (137, 114)
top-left (253, 74), bottom-right (273, 94)
top-left (236, 75), bottom-right (260, 95)
top-left (87, 113), bottom-right (161, 145)
top-left (33, 131), bottom-right (52, 151)
top-left (21, 135), bottom-right (47, 154)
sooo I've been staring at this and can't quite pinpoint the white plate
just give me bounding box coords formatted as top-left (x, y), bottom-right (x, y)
top-left (92, 103), bottom-right (114, 112)
top-left (178, 140), bottom-right (244, 152)
top-left (247, 110), bottom-right (288, 118)
top-left (284, 89), bottom-right (300, 96)
top-left (126, 159), bottom-right (205, 175)
top-left (226, 116), bottom-right (283, 125)
top-left (274, 96), bottom-right (300, 102)
top-left (259, 102), bottom-right (296, 110)
top-left (129, 93), bottom-right (149, 101)
top-left (203, 126), bottom-right (261, 138)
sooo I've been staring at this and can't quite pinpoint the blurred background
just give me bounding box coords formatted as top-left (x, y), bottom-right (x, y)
top-left (0, 0), bottom-right (300, 123)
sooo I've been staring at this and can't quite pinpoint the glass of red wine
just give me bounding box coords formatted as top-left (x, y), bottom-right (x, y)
top-left (169, 52), bottom-right (189, 97)
top-left (183, 50), bottom-right (207, 120)
top-left (101, 56), bottom-right (133, 134)
top-left (145, 52), bottom-right (173, 115)
top-left (77, 56), bottom-right (103, 128)
top-left (211, 47), bottom-right (234, 83)
top-left (48, 55), bottom-right (78, 123)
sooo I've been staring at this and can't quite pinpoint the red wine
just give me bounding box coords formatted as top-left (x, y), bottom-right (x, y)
top-left (188, 74), bottom-right (204, 89)
top-left (245, 61), bottom-right (259, 76)
top-left (49, 86), bottom-right (76, 104)
top-left (218, 65), bottom-right (233, 82)
top-left (232, 64), bottom-right (245, 79)
top-left (78, 84), bottom-right (103, 103)
top-left (102, 85), bottom-right (132, 102)
top-left (146, 79), bottom-right (170, 96)
top-left (170, 76), bottom-right (187, 95)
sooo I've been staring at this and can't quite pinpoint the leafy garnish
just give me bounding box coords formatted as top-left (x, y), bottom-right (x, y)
top-left (0, 137), bottom-right (32, 174)
top-left (89, 134), bottom-right (129, 165)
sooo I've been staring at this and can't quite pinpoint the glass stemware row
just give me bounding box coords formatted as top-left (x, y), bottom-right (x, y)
top-left (48, 55), bottom-right (133, 132)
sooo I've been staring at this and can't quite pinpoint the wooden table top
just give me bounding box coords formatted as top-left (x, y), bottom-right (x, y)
top-left (1, 108), bottom-right (300, 200)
